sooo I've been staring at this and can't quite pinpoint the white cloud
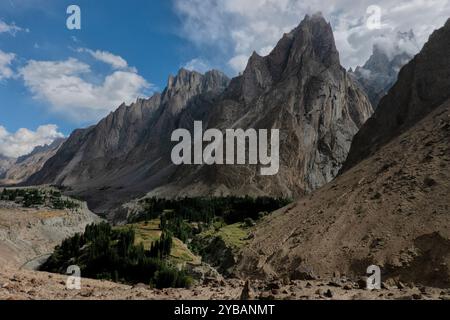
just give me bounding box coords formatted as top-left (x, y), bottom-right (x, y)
top-left (174, 0), bottom-right (450, 73)
top-left (0, 20), bottom-right (27, 36)
top-left (184, 58), bottom-right (211, 73)
top-left (0, 124), bottom-right (64, 158)
top-left (0, 50), bottom-right (15, 80)
top-left (19, 56), bottom-right (151, 123)
top-left (77, 48), bottom-right (130, 70)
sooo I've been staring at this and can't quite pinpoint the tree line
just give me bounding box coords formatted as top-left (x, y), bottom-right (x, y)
top-left (132, 196), bottom-right (291, 225)
top-left (0, 188), bottom-right (79, 210)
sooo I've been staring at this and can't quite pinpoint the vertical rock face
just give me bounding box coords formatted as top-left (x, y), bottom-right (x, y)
top-left (149, 14), bottom-right (373, 198)
top-left (163, 69), bottom-right (230, 115)
top-left (28, 15), bottom-right (372, 216)
top-left (343, 19), bottom-right (450, 172)
top-left (350, 31), bottom-right (418, 109)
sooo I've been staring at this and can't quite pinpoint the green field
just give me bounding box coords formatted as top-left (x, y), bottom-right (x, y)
top-left (200, 222), bottom-right (250, 250)
top-left (117, 220), bottom-right (201, 266)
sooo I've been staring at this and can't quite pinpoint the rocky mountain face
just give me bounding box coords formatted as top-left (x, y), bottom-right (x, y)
top-left (27, 69), bottom-right (231, 213)
top-left (28, 15), bottom-right (372, 219)
top-left (350, 31), bottom-right (417, 108)
top-left (237, 19), bottom-right (450, 288)
top-left (145, 14), bottom-right (372, 202)
top-left (0, 138), bottom-right (65, 186)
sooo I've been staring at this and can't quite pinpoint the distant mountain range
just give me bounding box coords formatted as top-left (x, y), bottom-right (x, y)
top-left (0, 138), bottom-right (65, 186)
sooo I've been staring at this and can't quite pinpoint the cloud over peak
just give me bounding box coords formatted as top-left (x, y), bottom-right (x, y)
top-left (372, 30), bottom-right (420, 60)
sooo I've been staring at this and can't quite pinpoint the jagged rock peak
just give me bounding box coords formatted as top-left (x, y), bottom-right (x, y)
top-left (202, 69), bottom-right (231, 92)
top-left (236, 13), bottom-right (341, 104)
top-left (167, 68), bottom-right (200, 90)
top-left (286, 12), bottom-right (340, 67)
top-left (261, 12), bottom-right (339, 71)
top-left (166, 68), bottom-right (229, 92)
top-left (162, 68), bottom-right (230, 114)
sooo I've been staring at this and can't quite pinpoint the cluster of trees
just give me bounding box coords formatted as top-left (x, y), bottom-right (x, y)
top-left (149, 231), bottom-right (173, 259)
top-left (0, 188), bottom-right (79, 210)
top-left (41, 223), bottom-right (192, 289)
top-left (51, 197), bottom-right (80, 210)
top-left (1, 189), bottom-right (45, 207)
top-left (160, 213), bottom-right (192, 243)
top-left (133, 196), bottom-right (291, 225)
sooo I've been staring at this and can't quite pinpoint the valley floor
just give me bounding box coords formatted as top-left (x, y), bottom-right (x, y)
top-left (1, 265), bottom-right (449, 300)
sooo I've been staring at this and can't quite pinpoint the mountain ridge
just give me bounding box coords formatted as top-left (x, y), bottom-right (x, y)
top-left (27, 15), bottom-right (373, 221)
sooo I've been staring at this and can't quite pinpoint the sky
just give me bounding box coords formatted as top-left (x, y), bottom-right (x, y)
top-left (0, 0), bottom-right (449, 158)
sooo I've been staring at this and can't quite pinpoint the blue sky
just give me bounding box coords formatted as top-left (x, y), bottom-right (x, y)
top-left (0, 0), bottom-right (199, 136)
top-left (0, 0), bottom-right (449, 158)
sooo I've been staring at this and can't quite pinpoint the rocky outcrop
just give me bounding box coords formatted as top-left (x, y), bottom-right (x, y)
top-left (28, 15), bottom-right (372, 219)
top-left (0, 138), bottom-right (65, 186)
top-left (237, 19), bottom-right (450, 288)
top-left (350, 31), bottom-right (417, 108)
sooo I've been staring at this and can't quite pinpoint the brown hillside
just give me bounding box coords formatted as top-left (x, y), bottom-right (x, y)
top-left (237, 99), bottom-right (450, 287)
